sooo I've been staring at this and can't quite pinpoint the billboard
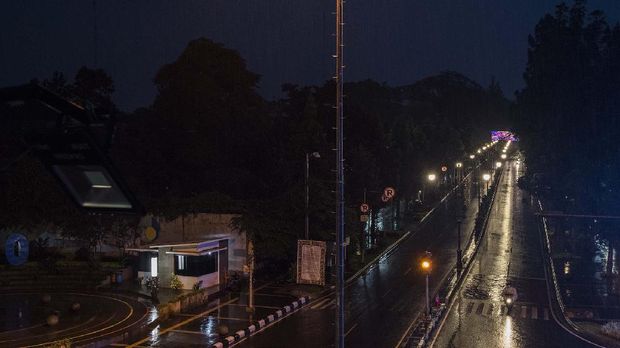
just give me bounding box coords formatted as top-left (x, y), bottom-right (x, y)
top-left (491, 130), bottom-right (518, 142)
top-left (296, 240), bottom-right (326, 286)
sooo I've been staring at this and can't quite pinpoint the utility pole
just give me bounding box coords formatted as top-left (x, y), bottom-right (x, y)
top-left (246, 239), bottom-right (255, 314)
top-left (334, 0), bottom-right (345, 346)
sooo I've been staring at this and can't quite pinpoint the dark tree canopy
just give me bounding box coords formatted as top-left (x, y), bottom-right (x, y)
top-left (516, 0), bottom-right (620, 214)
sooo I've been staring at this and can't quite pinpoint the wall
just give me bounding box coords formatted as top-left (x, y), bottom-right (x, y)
top-left (141, 213), bottom-right (247, 272)
top-left (176, 271), bottom-right (219, 290)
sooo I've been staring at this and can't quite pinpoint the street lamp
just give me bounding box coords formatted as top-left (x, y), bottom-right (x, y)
top-left (421, 252), bottom-right (432, 316)
top-left (455, 162), bottom-right (463, 185)
top-left (456, 218), bottom-right (463, 273)
top-left (423, 173), bottom-right (436, 202)
top-left (501, 153), bottom-right (507, 160)
top-left (496, 162), bottom-right (502, 169)
top-left (469, 154), bottom-right (475, 159)
top-left (483, 173), bottom-right (491, 193)
top-left (305, 152), bottom-right (320, 240)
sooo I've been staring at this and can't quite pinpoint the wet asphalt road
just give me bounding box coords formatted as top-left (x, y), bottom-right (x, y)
top-left (433, 160), bottom-right (592, 348)
top-left (236, 175), bottom-right (485, 348)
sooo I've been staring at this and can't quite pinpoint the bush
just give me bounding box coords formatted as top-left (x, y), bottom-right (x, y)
top-left (601, 321), bottom-right (620, 339)
top-left (170, 274), bottom-right (183, 290)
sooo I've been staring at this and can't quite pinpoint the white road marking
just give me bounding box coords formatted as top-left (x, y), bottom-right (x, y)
top-left (320, 299), bottom-right (335, 309)
top-left (345, 322), bottom-right (359, 337)
top-left (382, 287), bottom-right (394, 298)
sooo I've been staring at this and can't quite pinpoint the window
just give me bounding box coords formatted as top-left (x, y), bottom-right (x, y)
top-left (151, 257), bottom-right (158, 277)
top-left (177, 255), bottom-right (186, 270)
top-left (174, 253), bottom-right (218, 276)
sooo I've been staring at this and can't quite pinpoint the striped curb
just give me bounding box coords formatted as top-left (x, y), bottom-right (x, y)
top-left (210, 296), bottom-right (310, 348)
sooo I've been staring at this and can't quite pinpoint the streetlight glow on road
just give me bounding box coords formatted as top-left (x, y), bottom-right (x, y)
top-left (456, 162), bottom-right (462, 168)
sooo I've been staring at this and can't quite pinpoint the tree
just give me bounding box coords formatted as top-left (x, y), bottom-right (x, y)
top-left (112, 38), bottom-right (271, 217)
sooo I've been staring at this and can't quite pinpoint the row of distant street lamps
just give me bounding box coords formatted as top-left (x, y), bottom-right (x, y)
top-left (418, 139), bottom-right (515, 316)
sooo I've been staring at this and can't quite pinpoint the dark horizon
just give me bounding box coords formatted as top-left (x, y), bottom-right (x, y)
top-left (1, 1), bottom-right (619, 112)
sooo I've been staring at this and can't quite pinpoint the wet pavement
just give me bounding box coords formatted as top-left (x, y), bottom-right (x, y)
top-left (434, 160), bottom-right (592, 348)
top-left (0, 291), bottom-right (149, 347)
top-left (233, 175), bottom-right (483, 348)
top-left (119, 282), bottom-right (306, 347)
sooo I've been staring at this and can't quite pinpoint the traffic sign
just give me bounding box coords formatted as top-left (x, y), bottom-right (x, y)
top-left (360, 215), bottom-right (369, 222)
top-left (441, 166), bottom-right (448, 172)
top-left (360, 203), bottom-right (370, 213)
top-left (381, 195), bottom-right (390, 203)
top-left (383, 187), bottom-right (396, 199)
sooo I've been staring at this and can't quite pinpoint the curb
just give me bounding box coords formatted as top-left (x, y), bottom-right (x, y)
top-left (346, 170), bottom-right (476, 285)
top-left (210, 296), bottom-right (310, 348)
top-left (420, 168), bottom-right (504, 347)
top-left (537, 199), bottom-right (608, 348)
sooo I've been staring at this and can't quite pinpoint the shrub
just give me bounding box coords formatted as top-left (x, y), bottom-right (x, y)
top-left (170, 274), bottom-right (183, 290)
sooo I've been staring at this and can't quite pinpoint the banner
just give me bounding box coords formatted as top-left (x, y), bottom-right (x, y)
top-left (296, 240), bottom-right (326, 286)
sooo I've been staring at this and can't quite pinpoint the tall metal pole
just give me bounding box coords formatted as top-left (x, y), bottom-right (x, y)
top-left (456, 219), bottom-right (463, 273)
top-left (305, 153), bottom-right (310, 240)
top-left (247, 239), bottom-right (255, 314)
top-left (335, 0), bottom-right (345, 345)
top-left (425, 273), bottom-right (430, 315)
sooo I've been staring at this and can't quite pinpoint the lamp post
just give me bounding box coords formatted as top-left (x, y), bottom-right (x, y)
top-left (483, 173), bottom-right (491, 194)
top-left (305, 152), bottom-right (320, 240)
top-left (423, 173), bottom-right (436, 202)
top-left (456, 218), bottom-right (463, 273)
top-left (421, 252), bottom-right (432, 316)
top-left (455, 162), bottom-right (463, 185)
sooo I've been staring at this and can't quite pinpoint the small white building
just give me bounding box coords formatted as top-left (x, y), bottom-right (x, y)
top-left (129, 213), bottom-right (246, 290)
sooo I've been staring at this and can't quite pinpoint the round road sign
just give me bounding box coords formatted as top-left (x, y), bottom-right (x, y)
top-left (360, 203), bottom-right (370, 213)
top-left (383, 187), bottom-right (396, 199)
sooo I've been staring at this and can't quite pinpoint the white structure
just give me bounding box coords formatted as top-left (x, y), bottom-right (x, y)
top-left (129, 213), bottom-right (246, 290)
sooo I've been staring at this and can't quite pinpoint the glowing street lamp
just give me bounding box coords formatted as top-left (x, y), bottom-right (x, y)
top-left (422, 173), bottom-right (437, 202)
top-left (496, 162), bottom-right (502, 168)
top-left (420, 252), bottom-right (432, 315)
top-left (483, 173), bottom-right (491, 193)
top-left (501, 154), bottom-right (507, 159)
top-left (469, 154), bottom-right (475, 159)
top-left (477, 149), bottom-right (482, 154)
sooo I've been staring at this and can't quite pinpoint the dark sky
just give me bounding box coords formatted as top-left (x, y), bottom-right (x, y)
top-left (1, 1), bottom-right (619, 112)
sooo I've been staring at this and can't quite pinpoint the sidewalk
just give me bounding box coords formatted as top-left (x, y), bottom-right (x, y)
top-left (539, 197), bottom-right (620, 347)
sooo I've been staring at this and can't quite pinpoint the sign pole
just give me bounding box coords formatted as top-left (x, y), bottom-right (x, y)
top-left (334, 0), bottom-right (345, 345)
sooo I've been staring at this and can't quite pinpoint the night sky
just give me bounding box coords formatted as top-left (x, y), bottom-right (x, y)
top-left (1, 1), bottom-right (619, 112)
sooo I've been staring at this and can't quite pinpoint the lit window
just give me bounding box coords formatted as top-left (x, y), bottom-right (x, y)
top-left (151, 257), bottom-right (158, 277)
top-left (177, 255), bottom-right (186, 270)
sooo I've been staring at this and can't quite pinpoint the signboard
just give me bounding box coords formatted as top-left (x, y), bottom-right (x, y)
top-left (5, 233), bottom-right (29, 266)
top-left (360, 203), bottom-right (369, 213)
top-left (441, 166), bottom-right (448, 172)
top-left (296, 240), bottom-right (326, 286)
top-left (383, 187), bottom-right (396, 199)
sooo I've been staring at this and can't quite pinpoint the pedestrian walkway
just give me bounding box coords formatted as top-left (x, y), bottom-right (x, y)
top-left (457, 299), bottom-right (549, 320)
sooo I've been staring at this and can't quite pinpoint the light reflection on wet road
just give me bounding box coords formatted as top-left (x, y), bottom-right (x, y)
top-left (434, 160), bottom-right (592, 348)
top-left (237, 175), bottom-right (482, 348)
